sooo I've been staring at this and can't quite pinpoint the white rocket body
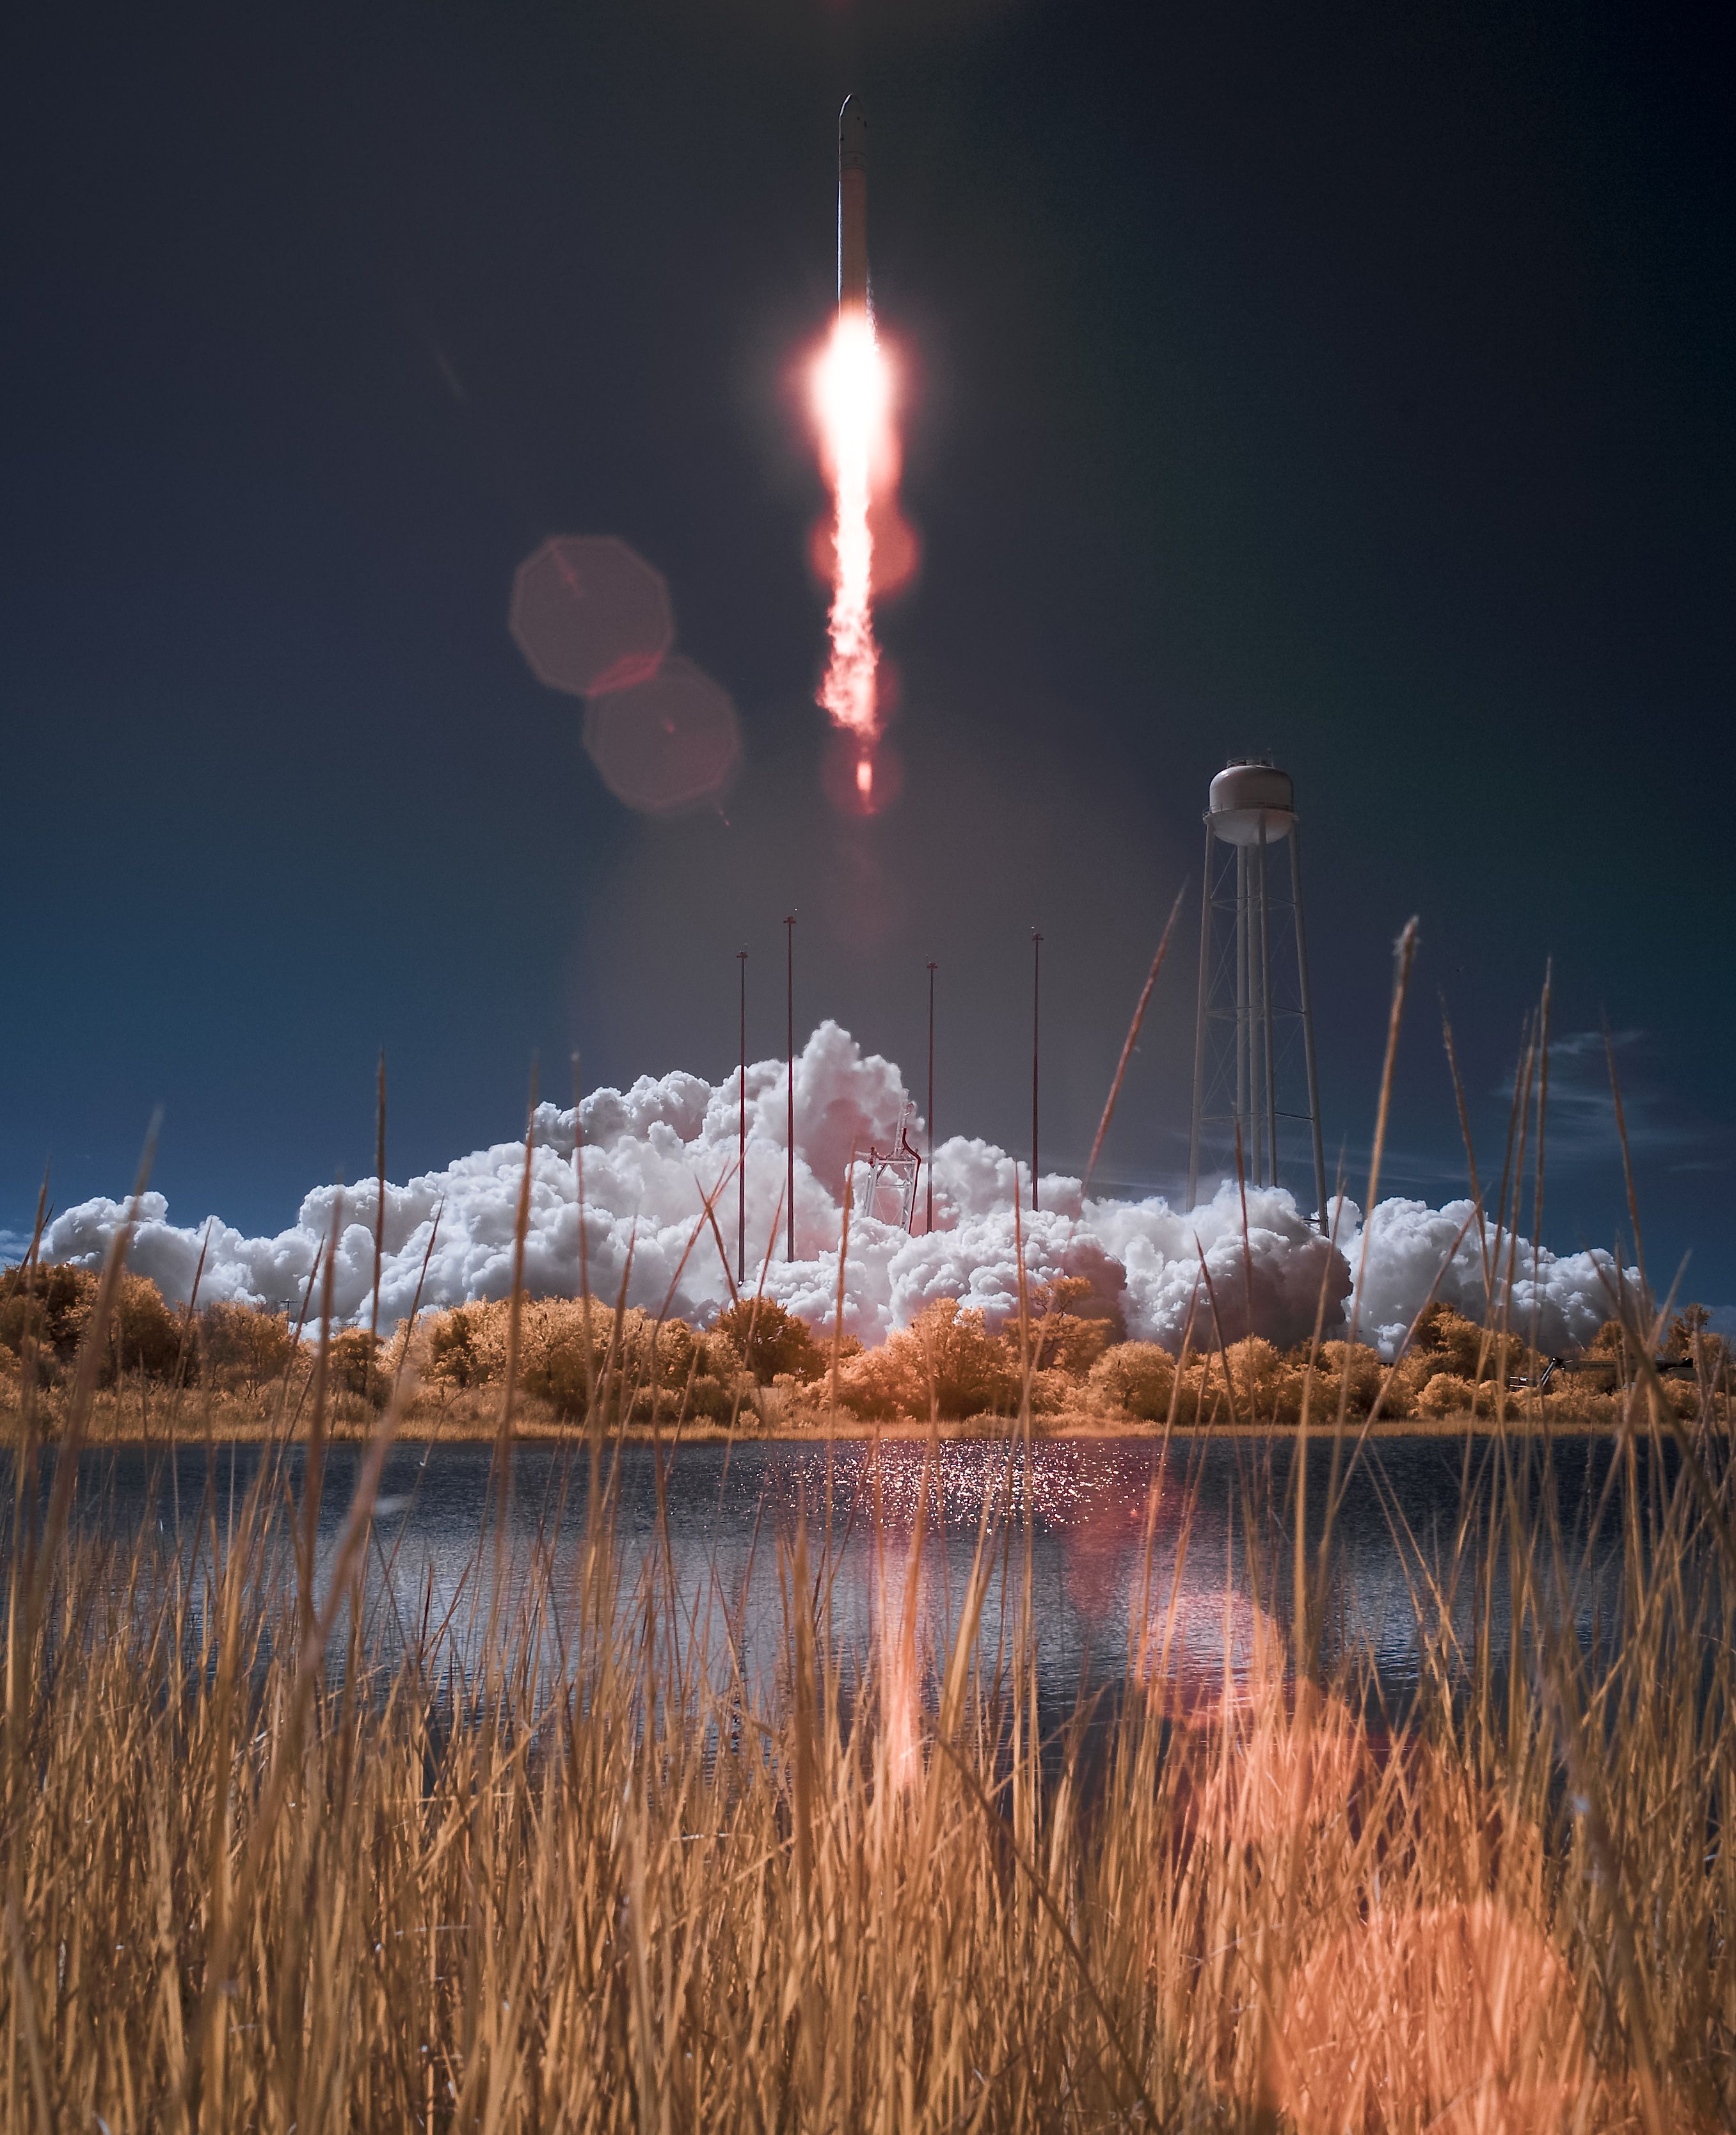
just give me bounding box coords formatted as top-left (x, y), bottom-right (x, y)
top-left (838, 98), bottom-right (869, 316)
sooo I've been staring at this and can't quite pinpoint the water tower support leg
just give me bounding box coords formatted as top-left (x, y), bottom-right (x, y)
top-left (1259, 822), bottom-right (1279, 1190)
top-left (1290, 826), bottom-right (1328, 1228)
top-left (1235, 845), bottom-right (1250, 1158)
top-left (1188, 820), bottom-right (1214, 1210)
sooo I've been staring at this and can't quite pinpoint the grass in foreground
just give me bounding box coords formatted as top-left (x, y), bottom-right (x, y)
top-left (3, 1223), bottom-right (1734, 2132)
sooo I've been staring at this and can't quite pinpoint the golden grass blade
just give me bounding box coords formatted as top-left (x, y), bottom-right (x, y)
top-left (1081, 883), bottom-right (1187, 1198)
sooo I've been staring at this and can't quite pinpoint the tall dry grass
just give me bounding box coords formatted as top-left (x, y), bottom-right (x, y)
top-left (3, 1228), bottom-right (1733, 2130)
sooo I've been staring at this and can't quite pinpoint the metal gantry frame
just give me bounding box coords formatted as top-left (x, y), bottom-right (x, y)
top-left (852, 1099), bottom-right (924, 1231)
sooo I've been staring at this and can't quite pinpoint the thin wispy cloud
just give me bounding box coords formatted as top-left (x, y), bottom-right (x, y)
top-left (1495, 1028), bottom-right (1719, 1170)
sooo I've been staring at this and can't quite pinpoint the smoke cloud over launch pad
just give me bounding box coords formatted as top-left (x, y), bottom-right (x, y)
top-left (41, 1023), bottom-right (1632, 1363)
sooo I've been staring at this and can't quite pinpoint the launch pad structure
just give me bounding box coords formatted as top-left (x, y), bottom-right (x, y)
top-left (852, 1100), bottom-right (924, 1231)
top-left (1188, 759), bottom-right (1328, 1226)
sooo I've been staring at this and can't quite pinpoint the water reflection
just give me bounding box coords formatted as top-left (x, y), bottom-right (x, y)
top-left (50, 1433), bottom-right (1638, 1734)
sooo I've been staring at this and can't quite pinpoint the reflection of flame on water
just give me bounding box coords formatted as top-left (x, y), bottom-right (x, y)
top-left (1132, 1509), bottom-right (1286, 1722)
top-left (873, 1531), bottom-right (924, 1793)
top-left (1060, 1489), bottom-right (1146, 1622)
top-left (818, 1440), bottom-right (1161, 1538)
top-left (1136, 1583), bottom-right (1282, 1717)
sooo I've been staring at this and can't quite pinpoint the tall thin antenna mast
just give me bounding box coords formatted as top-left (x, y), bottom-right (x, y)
top-left (784, 913), bottom-right (797, 1261)
top-left (926, 960), bottom-right (937, 1235)
top-left (369, 1047), bottom-right (386, 1403)
top-left (1030, 929), bottom-right (1042, 1211)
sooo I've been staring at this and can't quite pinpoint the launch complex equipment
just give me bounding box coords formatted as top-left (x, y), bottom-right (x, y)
top-left (1188, 760), bottom-right (1329, 1226)
top-left (852, 1101), bottom-right (925, 1231)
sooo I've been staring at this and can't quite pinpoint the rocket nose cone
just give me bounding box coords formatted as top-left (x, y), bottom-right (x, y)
top-left (839, 97), bottom-right (868, 170)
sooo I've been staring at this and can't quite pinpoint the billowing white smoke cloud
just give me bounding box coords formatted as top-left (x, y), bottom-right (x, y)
top-left (1331, 1196), bottom-right (1628, 1358)
top-left (35, 1021), bottom-right (1632, 1357)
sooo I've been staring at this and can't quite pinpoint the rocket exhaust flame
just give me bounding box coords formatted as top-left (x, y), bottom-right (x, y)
top-left (814, 307), bottom-right (889, 785)
top-left (811, 95), bottom-right (904, 810)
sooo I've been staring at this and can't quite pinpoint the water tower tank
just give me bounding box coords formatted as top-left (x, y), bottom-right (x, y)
top-left (1207, 760), bottom-right (1294, 847)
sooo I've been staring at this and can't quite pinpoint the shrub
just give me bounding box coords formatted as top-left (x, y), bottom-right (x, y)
top-left (1412, 1304), bottom-right (1491, 1381)
top-left (514, 1299), bottom-right (617, 1418)
top-left (0, 1264), bottom-right (181, 1386)
top-left (1315, 1341), bottom-right (1385, 1414)
top-left (1216, 1337), bottom-right (1307, 1424)
top-left (836, 1340), bottom-right (925, 1421)
top-left (767, 1372), bottom-right (829, 1430)
top-left (425, 1305), bottom-right (489, 1389)
top-left (1088, 1343), bottom-right (1176, 1421)
top-left (908, 1299), bottom-right (1021, 1419)
top-left (417, 1297), bottom-right (726, 1421)
top-left (1663, 1375), bottom-right (1702, 1419)
top-left (1026, 1368), bottom-right (1079, 1418)
top-left (1541, 1384), bottom-right (1621, 1427)
top-left (1417, 1371), bottom-right (1477, 1419)
top-left (0, 1261), bottom-right (99, 1370)
top-left (710, 1298), bottom-right (826, 1384)
top-left (107, 1274), bottom-right (184, 1382)
top-left (520, 1326), bottom-right (594, 1418)
top-left (625, 1316), bottom-right (737, 1423)
top-left (1022, 1277), bottom-right (1124, 1379)
top-left (1387, 1352), bottom-right (1439, 1416)
top-left (839, 1299), bottom-right (1020, 1421)
top-left (328, 1328), bottom-right (385, 1404)
top-left (201, 1302), bottom-right (296, 1393)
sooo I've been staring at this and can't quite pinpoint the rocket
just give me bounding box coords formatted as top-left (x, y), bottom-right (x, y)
top-left (838, 97), bottom-right (869, 317)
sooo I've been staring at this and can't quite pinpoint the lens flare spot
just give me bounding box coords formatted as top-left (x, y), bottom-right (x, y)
top-left (582, 657), bottom-right (741, 816)
top-left (509, 535), bottom-right (673, 698)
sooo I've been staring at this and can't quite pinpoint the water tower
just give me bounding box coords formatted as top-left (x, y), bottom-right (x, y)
top-left (1187, 759), bottom-right (1328, 1224)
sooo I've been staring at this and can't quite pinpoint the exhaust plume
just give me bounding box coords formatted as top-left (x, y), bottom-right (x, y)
top-left (813, 311), bottom-right (891, 799)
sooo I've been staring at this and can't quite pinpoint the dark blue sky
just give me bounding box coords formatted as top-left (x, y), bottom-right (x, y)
top-left (4, 0), bottom-right (1731, 1301)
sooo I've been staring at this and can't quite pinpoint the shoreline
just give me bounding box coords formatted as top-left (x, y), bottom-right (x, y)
top-left (2, 1407), bottom-right (1679, 1450)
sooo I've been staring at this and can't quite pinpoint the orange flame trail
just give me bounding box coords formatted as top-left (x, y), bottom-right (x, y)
top-left (813, 308), bottom-right (891, 797)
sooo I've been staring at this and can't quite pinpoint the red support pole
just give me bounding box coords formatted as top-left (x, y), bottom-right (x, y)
top-left (785, 914), bottom-right (797, 1261)
top-left (1031, 929), bottom-right (1042, 1211)
top-left (926, 960), bottom-right (937, 1235)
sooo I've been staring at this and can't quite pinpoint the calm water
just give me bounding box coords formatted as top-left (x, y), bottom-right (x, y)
top-left (44, 1432), bottom-right (1642, 1725)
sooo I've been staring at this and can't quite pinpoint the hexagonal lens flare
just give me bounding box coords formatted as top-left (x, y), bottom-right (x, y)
top-left (582, 657), bottom-right (742, 816)
top-left (509, 535), bottom-right (673, 698)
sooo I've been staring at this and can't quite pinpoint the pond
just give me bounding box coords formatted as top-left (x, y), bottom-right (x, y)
top-left (44, 1430), bottom-right (1640, 1733)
